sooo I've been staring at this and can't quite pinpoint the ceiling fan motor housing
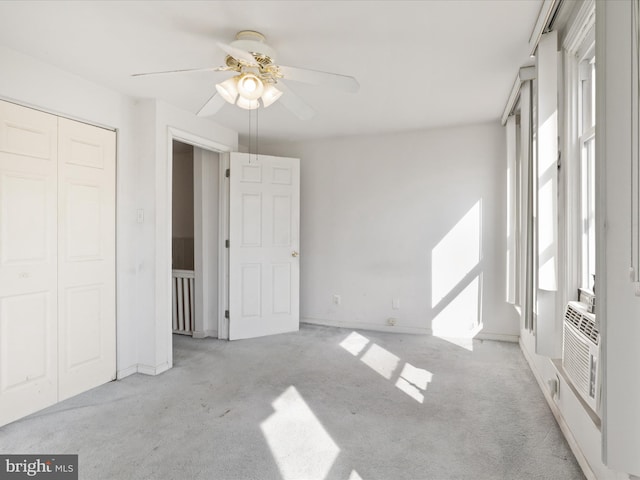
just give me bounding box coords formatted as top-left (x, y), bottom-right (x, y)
top-left (230, 30), bottom-right (277, 65)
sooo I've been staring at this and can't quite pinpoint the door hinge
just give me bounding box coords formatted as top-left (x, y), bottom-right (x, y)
top-left (225, 310), bottom-right (229, 319)
top-left (225, 168), bottom-right (230, 178)
top-left (225, 239), bottom-right (229, 248)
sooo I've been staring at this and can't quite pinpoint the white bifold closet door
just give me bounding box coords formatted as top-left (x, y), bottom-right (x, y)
top-left (57, 117), bottom-right (115, 401)
top-left (0, 100), bottom-right (115, 426)
top-left (0, 101), bottom-right (59, 425)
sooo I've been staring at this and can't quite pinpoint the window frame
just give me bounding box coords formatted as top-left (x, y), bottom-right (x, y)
top-left (578, 40), bottom-right (596, 293)
top-left (562, 11), bottom-right (596, 305)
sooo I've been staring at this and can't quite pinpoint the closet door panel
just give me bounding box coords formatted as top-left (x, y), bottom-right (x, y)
top-left (58, 118), bottom-right (116, 401)
top-left (0, 101), bottom-right (58, 426)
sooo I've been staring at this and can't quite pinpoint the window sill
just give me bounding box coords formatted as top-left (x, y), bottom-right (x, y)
top-left (551, 357), bottom-right (601, 429)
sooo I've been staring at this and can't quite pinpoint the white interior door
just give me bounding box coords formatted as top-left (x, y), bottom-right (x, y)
top-left (0, 101), bottom-right (59, 425)
top-left (229, 153), bottom-right (300, 340)
top-left (57, 118), bottom-right (116, 400)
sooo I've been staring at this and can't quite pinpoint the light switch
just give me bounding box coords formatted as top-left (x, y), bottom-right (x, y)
top-left (136, 209), bottom-right (144, 224)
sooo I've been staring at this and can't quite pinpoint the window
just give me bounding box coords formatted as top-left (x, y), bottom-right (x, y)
top-left (579, 51), bottom-right (596, 291)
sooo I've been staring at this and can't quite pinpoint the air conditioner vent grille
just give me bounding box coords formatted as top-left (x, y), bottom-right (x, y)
top-left (562, 302), bottom-right (601, 413)
top-left (563, 323), bottom-right (591, 395)
top-left (564, 303), bottom-right (599, 345)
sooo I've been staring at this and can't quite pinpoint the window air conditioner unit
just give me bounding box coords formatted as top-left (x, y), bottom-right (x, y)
top-left (562, 301), bottom-right (600, 413)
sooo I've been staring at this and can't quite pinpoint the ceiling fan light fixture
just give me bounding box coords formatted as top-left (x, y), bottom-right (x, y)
top-left (215, 76), bottom-right (239, 104)
top-left (261, 84), bottom-right (283, 108)
top-left (237, 73), bottom-right (264, 100)
top-left (236, 96), bottom-right (260, 110)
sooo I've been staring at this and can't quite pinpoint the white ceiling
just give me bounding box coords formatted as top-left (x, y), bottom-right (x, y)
top-left (0, 0), bottom-right (542, 143)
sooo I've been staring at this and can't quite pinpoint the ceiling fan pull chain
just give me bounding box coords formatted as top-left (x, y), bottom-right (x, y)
top-left (248, 106), bottom-right (259, 164)
top-left (249, 107), bottom-right (253, 164)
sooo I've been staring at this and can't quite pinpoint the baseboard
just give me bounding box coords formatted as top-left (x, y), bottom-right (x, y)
top-left (519, 338), bottom-right (597, 480)
top-left (117, 360), bottom-right (175, 379)
top-left (301, 317), bottom-right (430, 335)
top-left (137, 362), bottom-right (171, 376)
top-left (475, 332), bottom-right (519, 343)
top-left (192, 329), bottom-right (218, 339)
top-left (301, 317), bottom-right (520, 343)
top-left (116, 365), bottom-right (138, 380)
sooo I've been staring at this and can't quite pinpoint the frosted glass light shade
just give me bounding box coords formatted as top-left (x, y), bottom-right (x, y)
top-left (237, 73), bottom-right (264, 100)
top-left (261, 84), bottom-right (283, 107)
top-left (236, 96), bottom-right (260, 110)
top-left (215, 77), bottom-right (238, 104)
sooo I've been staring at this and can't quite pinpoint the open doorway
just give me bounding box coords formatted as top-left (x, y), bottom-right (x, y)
top-left (171, 141), bottom-right (195, 335)
top-left (171, 140), bottom-right (227, 345)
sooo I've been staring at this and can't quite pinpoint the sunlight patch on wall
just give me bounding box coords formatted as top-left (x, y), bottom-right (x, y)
top-left (431, 201), bottom-right (481, 307)
top-left (261, 386), bottom-right (340, 480)
top-left (431, 275), bottom-right (482, 351)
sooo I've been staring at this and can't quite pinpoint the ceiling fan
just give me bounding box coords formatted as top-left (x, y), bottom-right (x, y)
top-left (132, 30), bottom-right (360, 120)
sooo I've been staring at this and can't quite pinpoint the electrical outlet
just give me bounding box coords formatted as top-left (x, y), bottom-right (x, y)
top-left (333, 295), bottom-right (341, 305)
top-left (387, 318), bottom-right (397, 326)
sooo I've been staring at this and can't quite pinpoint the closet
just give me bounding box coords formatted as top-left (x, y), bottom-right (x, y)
top-left (0, 100), bottom-right (115, 426)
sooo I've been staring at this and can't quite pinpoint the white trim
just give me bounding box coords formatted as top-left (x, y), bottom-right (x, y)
top-left (0, 94), bottom-right (117, 132)
top-left (137, 362), bottom-right (171, 376)
top-left (169, 128), bottom-right (232, 154)
top-left (192, 329), bottom-right (218, 339)
top-left (529, 0), bottom-right (562, 55)
top-left (564, 0), bottom-right (596, 54)
top-left (594, 0), bottom-right (608, 465)
top-left (562, 47), bottom-right (581, 308)
top-left (218, 152), bottom-right (230, 340)
top-left (166, 128), bottom-right (232, 357)
top-left (116, 365), bottom-right (138, 380)
top-left (519, 338), bottom-right (598, 480)
top-left (302, 317), bottom-right (430, 335)
top-left (507, 115), bottom-right (518, 303)
top-left (301, 317), bottom-right (519, 343)
top-left (475, 332), bottom-right (520, 343)
top-left (501, 66), bottom-right (536, 125)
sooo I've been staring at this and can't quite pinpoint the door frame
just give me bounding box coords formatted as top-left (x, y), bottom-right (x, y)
top-left (166, 128), bottom-right (231, 359)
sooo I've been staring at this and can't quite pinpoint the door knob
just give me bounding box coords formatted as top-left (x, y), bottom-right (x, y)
top-left (292, 251), bottom-right (299, 258)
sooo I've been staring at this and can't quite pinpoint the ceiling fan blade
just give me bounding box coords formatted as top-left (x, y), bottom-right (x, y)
top-left (278, 65), bottom-right (360, 93)
top-left (276, 81), bottom-right (316, 120)
top-left (197, 92), bottom-right (227, 117)
top-left (216, 42), bottom-right (258, 66)
top-left (131, 66), bottom-right (227, 77)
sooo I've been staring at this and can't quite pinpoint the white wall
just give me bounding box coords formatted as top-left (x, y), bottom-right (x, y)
top-left (262, 123), bottom-right (518, 340)
top-left (598, 0), bottom-right (640, 476)
top-left (0, 45), bottom-right (238, 380)
top-left (193, 148), bottom-right (220, 338)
